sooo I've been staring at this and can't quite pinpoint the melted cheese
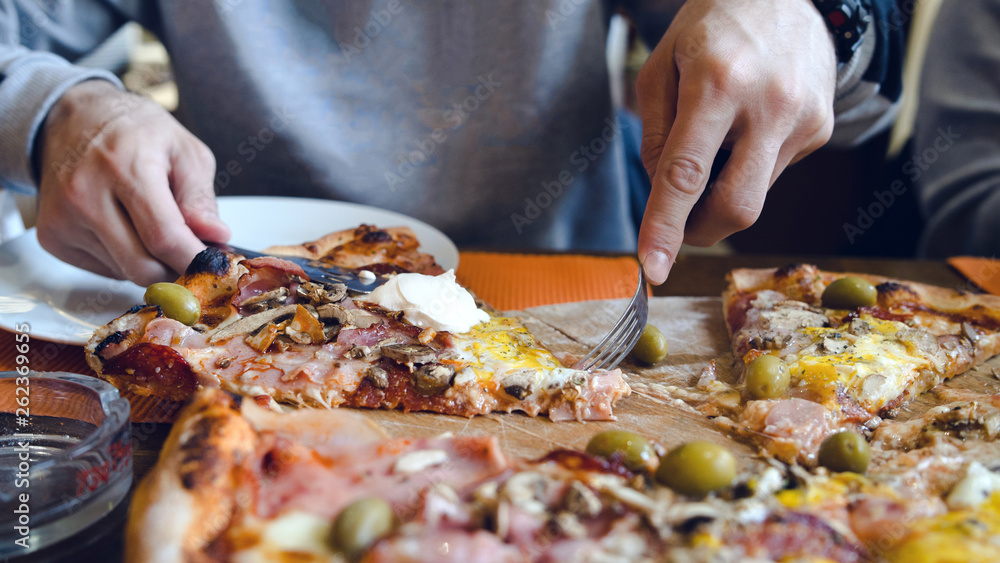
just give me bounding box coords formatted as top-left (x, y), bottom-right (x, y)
top-left (887, 493), bottom-right (1000, 563)
top-left (775, 472), bottom-right (878, 510)
top-left (785, 316), bottom-right (935, 412)
top-left (231, 511), bottom-right (339, 563)
top-left (450, 316), bottom-right (562, 384)
top-left (947, 462), bottom-right (1000, 511)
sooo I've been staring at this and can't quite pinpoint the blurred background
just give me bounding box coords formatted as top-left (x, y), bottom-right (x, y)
top-left (8, 3), bottom-right (941, 259)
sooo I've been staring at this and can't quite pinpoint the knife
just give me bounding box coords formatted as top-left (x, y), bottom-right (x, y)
top-left (205, 242), bottom-right (389, 294)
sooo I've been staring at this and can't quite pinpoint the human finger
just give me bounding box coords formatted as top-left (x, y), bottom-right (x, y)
top-left (637, 77), bottom-right (736, 284)
top-left (115, 160), bottom-right (208, 277)
top-left (170, 138), bottom-right (231, 243)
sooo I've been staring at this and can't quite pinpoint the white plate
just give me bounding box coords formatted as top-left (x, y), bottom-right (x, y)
top-left (0, 196), bottom-right (458, 345)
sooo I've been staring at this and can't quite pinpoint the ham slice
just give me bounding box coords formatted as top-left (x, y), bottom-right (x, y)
top-left (233, 256), bottom-right (306, 311)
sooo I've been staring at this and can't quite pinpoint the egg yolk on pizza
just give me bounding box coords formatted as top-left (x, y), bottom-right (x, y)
top-left (781, 316), bottom-right (937, 412)
top-left (887, 493), bottom-right (1000, 563)
top-left (451, 315), bottom-right (562, 382)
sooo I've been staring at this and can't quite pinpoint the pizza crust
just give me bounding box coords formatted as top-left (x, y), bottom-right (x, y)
top-left (126, 389), bottom-right (255, 563)
top-left (262, 225), bottom-right (418, 260)
top-left (726, 265), bottom-right (1000, 312)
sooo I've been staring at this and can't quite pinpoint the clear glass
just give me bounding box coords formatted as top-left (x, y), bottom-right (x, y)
top-left (0, 371), bottom-right (131, 557)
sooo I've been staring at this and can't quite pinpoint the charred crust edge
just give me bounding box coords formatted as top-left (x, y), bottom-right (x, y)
top-left (775, 263), bottom-right (809, 279)
top-left (178, 414), bottom-right (229, 490)
top-left (875, 281), bottom-right (912, 294)
top-left (186, 247), bottom-right (232, 277)
top-left (126, 303), bottom-right (160, 315)
top-left (360, 229), bottom-right (393, 243)
top-left (94, 330), bottom-right (128, 358)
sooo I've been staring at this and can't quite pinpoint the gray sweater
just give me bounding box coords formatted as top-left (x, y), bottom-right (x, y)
top-left (916, 0), bottom-right (1000, 257)
top-left (0, 0), bottom-right (901, 251)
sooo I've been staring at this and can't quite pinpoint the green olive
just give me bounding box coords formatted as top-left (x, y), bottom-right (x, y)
top-left (144, 283), bottom-right (201, 325)
top-left (745, 354), bottom-right (791, 400)
top-left (817, 430), bottom-right (871, 474)
top-left (655, 441), bottom-right (736, 496)
top-left (586, 430), bottom-right (657, 472)
top-left (631, 324), bottom-right (668, 365)
top-left (330, 497), bottom-right (395, 559)
top-left (821, 276), bottom-right (877, 310)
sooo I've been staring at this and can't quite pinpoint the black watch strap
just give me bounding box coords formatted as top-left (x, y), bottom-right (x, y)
top-left (812, 0), bottom-right (873, 63)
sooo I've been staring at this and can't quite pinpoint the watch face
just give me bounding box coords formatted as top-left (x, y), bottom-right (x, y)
top-left (812, 0), bottom-right (871, 62)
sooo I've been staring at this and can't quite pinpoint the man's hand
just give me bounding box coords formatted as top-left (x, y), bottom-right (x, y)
top-left (36, 80), bottom-right (230, 285)
top-left (635, 0), bottom-right (837, 284)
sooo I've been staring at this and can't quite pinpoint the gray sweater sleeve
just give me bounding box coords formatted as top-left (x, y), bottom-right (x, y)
top-left (916, 0), bottom-right (1000, 258)
top-left (0, 0), bottom-right (127, 193)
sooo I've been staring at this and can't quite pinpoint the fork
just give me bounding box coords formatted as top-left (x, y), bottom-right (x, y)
top-left (572, 266), bottom-right (649, 371)
top-left (205, 242), bottom-right (389, 294)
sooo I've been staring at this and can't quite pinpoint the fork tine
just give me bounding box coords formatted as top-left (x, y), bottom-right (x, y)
top-left (573, 267), bottom-right (648, 371)
top-left (573, 280), bottom-right (643, 369)
top-left (578, 306), bottom-right (643, 371)
top-left (573, 299), bottom-right (637, 369)
top-left (590, 303), bottom-right (644, 370)
top-left (599, 311), bottom-right (647, 370)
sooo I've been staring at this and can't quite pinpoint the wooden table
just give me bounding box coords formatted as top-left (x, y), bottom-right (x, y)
top-left (13, 254), bottom-right (968, 562)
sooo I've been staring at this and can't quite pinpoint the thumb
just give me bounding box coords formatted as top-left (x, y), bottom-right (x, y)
top-left (171, 140), bottom-right (231, 243)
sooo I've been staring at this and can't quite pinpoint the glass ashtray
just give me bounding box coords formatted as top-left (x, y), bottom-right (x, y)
top-left (0, 371), bottom-right (131, 557)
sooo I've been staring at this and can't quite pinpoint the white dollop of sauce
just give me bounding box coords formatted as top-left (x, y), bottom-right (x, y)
top-left (946, 461), bottom-right (1000, 510)
top-left (361, 269), bottom-right (489, 333)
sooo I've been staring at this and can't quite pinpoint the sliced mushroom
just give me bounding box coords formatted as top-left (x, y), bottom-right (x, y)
top-left (849, 317), bottom-right (872, 336)
top-left (296, 281), bottom-right (347, 305)
top-left (821, 337), bottom-right (849, 355)
top-left (500, 471), bottom-right (548, 515)
top-left (747, 332), bottom-right (792, 351)
top-left (897, 327), bottom-right (942, 355)
top-left (322, 324), bottom-right (341, 341)
top-left (551, 511), bottom-right (586, 538)
top-left (349, 345), bottom-right (382, 361)
top-left (963, 322), bottom-right (981, 344)
top-left (412, 364), bottom-right (455, 395)
top-left (315, 303), bottom-right (383, 328)
top-left (208, 305), bottom-right (297, 344)
top-left (364, 366), bottom-right (389, 389)
top-left (500, 369), bottom-right (538, 400)
top-left (239, 287), bottom-right (288, 310)
top-left (761, 305), bottom-right (828, 331)
top-left (382, 344), bottom-right (438, 365)
top-left (562, 481), bottom-right (602, 518)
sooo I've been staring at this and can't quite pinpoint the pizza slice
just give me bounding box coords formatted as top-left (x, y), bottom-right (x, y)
top-left (128, 387), bottom-right (1000, 562)
top-left (262, 223), bottom-right (443, 274)
top-left (709, 264), bottom-right (1000, 464)
top-left (85, 226), bottom-right (629, 421)
top-left (123, 388), bottom-right (851, 562)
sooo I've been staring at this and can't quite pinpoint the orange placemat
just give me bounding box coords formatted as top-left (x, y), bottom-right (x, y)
top-left (0, 252), bottom-right (644, 423)
top-left (948, 256), bottom-right (1000, 296)
top-left (455, 252), bottom-right (645, 311)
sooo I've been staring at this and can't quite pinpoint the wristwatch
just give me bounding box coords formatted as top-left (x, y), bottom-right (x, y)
top-left (811, 0), bottom-right (873, 63)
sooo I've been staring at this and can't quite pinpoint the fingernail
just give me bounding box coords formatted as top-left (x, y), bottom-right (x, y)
top-left (642, 250), bottom-right (671, 285)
